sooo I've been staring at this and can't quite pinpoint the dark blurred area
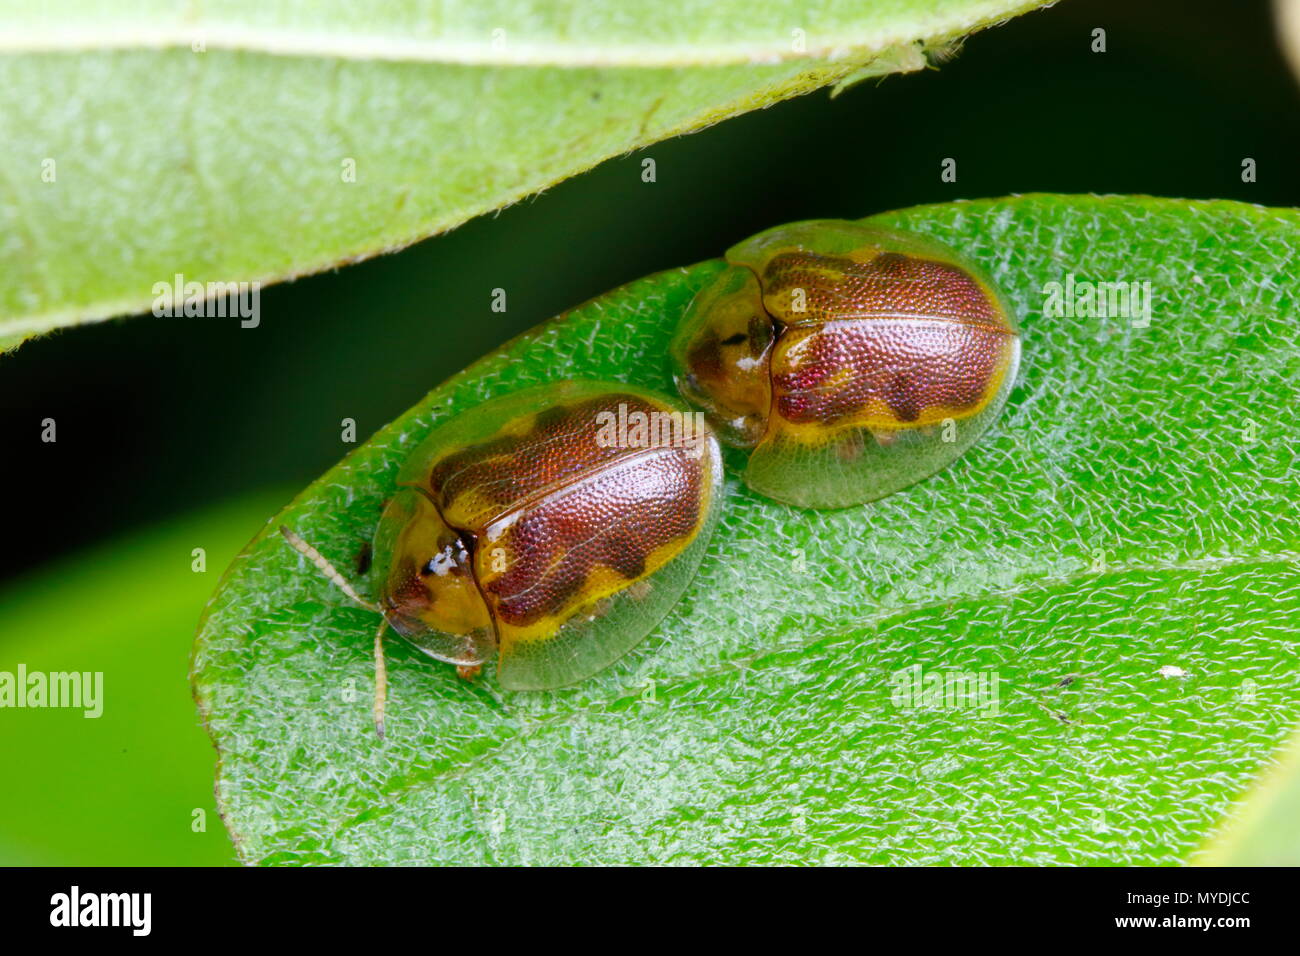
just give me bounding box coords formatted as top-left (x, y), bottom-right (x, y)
top-left (3, 0), bottom-right (1297, 582)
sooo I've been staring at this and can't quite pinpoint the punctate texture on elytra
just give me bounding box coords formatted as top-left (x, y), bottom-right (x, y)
top-left (671, 219), bottom-right (1021, 508)
top-left (371, 380), bottom-right (724, 691)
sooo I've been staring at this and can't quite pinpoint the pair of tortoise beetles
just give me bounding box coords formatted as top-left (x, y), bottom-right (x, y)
top-left (281, 219), bottom-right (1021, 735)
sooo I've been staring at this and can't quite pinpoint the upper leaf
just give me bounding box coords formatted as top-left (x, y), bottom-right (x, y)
top-left (0, 0), bottom-right (1050, 343)
top-left (194, 195), bottom-right (1300, 865)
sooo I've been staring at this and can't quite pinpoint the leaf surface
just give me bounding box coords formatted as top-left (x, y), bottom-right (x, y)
top-left (194, 195), bottom-right (1300, 865)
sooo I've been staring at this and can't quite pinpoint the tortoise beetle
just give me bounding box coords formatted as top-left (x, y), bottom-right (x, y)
top-left (671, 219), bottom-right (1021, 509)
top-left (282, 381), bottom-right (722, 735)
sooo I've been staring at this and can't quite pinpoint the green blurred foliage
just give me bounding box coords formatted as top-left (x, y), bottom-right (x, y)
top-left (0, 494), bottom-right (283, 865)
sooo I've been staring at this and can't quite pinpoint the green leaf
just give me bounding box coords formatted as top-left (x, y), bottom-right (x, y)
top-left (0, 0), bottom-right (1050, 345)
top-left (193, 195), bottom-right (1300, 865)
top-left (1196, 721), bottom-right (1300, 866)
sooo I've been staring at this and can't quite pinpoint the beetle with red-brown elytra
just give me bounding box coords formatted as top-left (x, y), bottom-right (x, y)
top-left (281, 219), bottom-right (1021, 734)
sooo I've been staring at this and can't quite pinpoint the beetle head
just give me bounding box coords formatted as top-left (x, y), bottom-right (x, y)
top-left (669, 265), bottom-right (775, 448)
top-left (372, 488), bottom-right (494, 666)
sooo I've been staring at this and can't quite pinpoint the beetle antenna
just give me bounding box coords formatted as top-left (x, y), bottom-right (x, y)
top-left (280, 526), bottom-right (391, 739)
top-left (373, 618), bottom-right (388, 739)
top-left (279, 526), bottom-right (382, 614)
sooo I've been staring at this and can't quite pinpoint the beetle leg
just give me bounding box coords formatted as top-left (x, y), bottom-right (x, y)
top-left (372, 619), bottom-right (388, 739)
top-left (456, 663), bottom-right (482, 681)
top-left (870, 428), bottom-right (898, 448)
top-left (585, 596), bottom-right (615, 621)
top-left (627, 579), bottom-right (655, 601)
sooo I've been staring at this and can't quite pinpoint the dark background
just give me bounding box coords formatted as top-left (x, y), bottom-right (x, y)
top-left (3, 0), bottom-right (1297, 581)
